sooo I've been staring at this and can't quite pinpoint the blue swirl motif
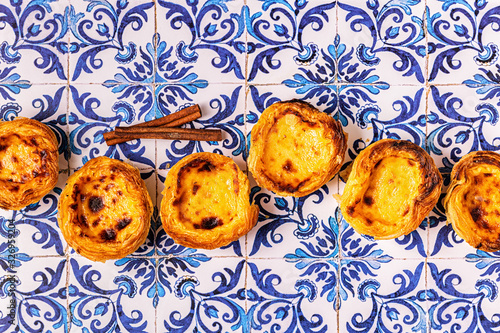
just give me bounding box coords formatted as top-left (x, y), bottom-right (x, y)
top-left (427, 0), bottom-right (500, 81)
top-left (112, 208), bottom-right (210, 308)
top-left (248, 185), bottom-right (330, 256)
top-left (428, 262), bottom-right (500, 332)
top-left (283, 35), bottom-right (390, 126)
top-left (70, 0), bottom-right (154, 80)
top-left (246, 0), bottom-right (335, 81)
top-left (427, 85), bottom-right (500, 169)
top-left (339, 0), bottom-right (426, 83)
top-left (466, 250), bottom-right (500, 282)
top-left (0, 259), bottom-right (68, 332)
top-left (159, 86), bottom-right (247, 168)
top-left (347, 262), bottom-right (426, 333)
top-left (0, 0), bottom-right (69, 80)
top-left (0, 191), bottom-right (65, 258)
top-left (284, 207), bottom-right (392, 310)
top-left (247, 262), bottom-right (327, 332)
top-left (0, 65), bottom-right (30, 102)
top-left (157, 0), bottom-right (246, 80)
top-left (68, 85), bottom-right (155, 167)
top-left (163, 260), bottom-right (248, 332)
top-left (103, 33), bottom-right (208, 122)
top-left (69, 258), bottom-right (151, 332)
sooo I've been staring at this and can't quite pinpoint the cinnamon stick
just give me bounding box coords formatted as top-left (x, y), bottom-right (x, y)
top-left (104, 104), bottom-right (202, 145)
top-left (114, 126), bottom-right (222, 142)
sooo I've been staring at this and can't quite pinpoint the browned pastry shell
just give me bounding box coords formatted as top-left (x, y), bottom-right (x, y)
top-left (160, 152), bottom-right (259, 249)
top-left (341, 139), bottom-right (442, 239)
top-left (58, 156), bottom-right (153, 262)
top-left (248, 99), bottom-right (347, 197)
top-left (444, 150), bottom-right (500, 252)
top-left (0, 117), bottom-right (59, 210)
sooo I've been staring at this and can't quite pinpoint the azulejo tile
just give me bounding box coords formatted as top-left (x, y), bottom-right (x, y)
top-left (156, 0), bottom-right (247, 84)
top-left (157, 257), bottom-right (246, 332)
top-left (426, 84), bottom-right (500, 171)
top-left (67, 257), bottom-right (155, 333)
top-left (68, 0), bottom-right (155, 84)
top-left (1, 257), bottom-right (68, 333)
top-left (156, 83), bottom-right (247, 171)
top-left (339, 259), bottom-right (427, 333)
top-left (428, 258), bottom-right (500, 332)
top-left (338, 0), bottom-right (426, 85)
top-left (247, 180), bottom-right (340, 260)
top-left (247, 258), bottom-right (338, 332)
top-left (0, 0), bottom-right (70, 84)
top-left (427, 0), bottom-right (500, 84)
top-left (246, 0), bottom-right (337, 84)
top-left (68, 83), bottom-right (156, 170)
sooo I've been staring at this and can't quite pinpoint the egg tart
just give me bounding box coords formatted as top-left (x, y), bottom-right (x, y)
top-left (248, 100), bottom-right (347, 197)
top-left (160, 152), bottom-right (259, 249)
top-left (58, 156), bottom-right (153, 262)
top-left (340, 139), bottom-right (442, 239)
top-left (444, 151), bottom-right (500, 252)
top-left (0, 117), bottom-right (59, 210)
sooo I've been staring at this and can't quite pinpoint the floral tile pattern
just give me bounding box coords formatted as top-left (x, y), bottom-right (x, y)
top-left (1, 0), bottom-right (500, 332)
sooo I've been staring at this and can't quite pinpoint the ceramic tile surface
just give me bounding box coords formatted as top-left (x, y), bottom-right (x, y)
top-left (2, 1), bottom-right (500, 332)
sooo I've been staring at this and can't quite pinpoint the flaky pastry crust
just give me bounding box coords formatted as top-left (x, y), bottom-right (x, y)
top-left (248, 100), bottom-right (347, 197)
top-left (160, 152), bottom-right (259, 249)
top-left (444, 151), bottom-right (500, 252)
top-left (0, 117), bottom-right (59, 210)
top-left (58, 156), bottom-right (153, 262)
top-left (340, 139), bottom-right (442, 239)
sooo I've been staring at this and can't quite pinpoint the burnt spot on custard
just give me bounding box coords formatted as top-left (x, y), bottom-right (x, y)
top-left (116, 217), bottom-right (132, 230)
top-left (403, 207), bottom-right (410, 216)
top-left (69, 203), bottom-right (78, 210)
top-left (117, 190), bottom-right (123, 196)
top-left (93, 184), bottom-right (100, 190)
top-left (195, 217), bottom-right (223, 230)
top-left (282, 160), bottom-right (296, 173)
top-left (104, 183), bottom-right (115, 191)
top-left (88, 196), bottom-right (104, 213)
top-left (470, 207), bottom-right (490, 230)
top-left (11, 185), bottom-right (19, 192)
top-left (92, 217), bottom-right (101, 227)
top-left (11, 156), bottom-right (18, 163)
top-left (100, 228), bottom-right (117, 241)
top-left (363, 196), bottom-right (374, 206)
top-left (192, 184), bottom-right (200, 195)
top-left (366, 218), bottom-right (373, 226)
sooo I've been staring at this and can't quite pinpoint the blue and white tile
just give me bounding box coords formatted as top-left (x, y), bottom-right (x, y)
top-left (247, 179), bottom-right (340, 260)
top-left (428, 258), bottom-right (500, 332)
top-left (67, 257), bottom-right (155, 333)
top-left (338, 0), bottom-right (426, 85)
top-left (156, 0), bottom-right (247, 84)
top-left (1, 257), bottom-right (68, 333)
top-left (156, 83), bottom-right (247, 171)
top-left (0, 171), bottom-right (68, 258)
top-left (68, 83), bottom-right (156, 170)
top-left (427, 84), bottom-right (500, 171)
top-left (155, 168), bottom-right (245, 257)
top-left (427, 0), bottom-right (500, 84)
top-left (339, 259), bottom-right (427, 333)
top-left (68, 0), bottom-right (155, 84)
top-left (246, 0), bottom-right (337, 85)
top-left (157, 257), bottom-right (246, 332)
top-left (340, 84), bottom-right (427, 162)
top-left (0, 0), bottom-right (70, 84)
top-left (247, 258), bottom-right (338, 332)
